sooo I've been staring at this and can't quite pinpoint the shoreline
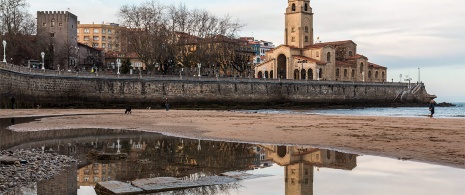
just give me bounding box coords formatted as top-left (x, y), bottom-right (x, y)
top-left (1, 109), bottom-right (465, 169)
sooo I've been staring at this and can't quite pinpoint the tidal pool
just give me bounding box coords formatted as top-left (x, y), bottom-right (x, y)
top-left (1, 117), bottom-right (464, 195)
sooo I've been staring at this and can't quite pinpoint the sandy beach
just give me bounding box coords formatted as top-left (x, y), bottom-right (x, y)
top-left (1, 109), bottom-right (465, 169)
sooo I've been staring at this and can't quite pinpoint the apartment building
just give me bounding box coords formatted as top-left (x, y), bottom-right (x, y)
top-left (77, 23), bottom-right (121, 52)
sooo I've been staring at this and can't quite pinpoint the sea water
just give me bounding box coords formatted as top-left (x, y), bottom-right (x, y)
top-left (248, 102), bottom-right (465, 118)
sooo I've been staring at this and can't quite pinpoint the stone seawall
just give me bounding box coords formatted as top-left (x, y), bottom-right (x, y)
top-left (0, 67), bottom-right (431, 109)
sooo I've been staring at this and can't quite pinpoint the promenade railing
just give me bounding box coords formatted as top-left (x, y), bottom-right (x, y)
top-left (0, 62), bottom-right (411, 87)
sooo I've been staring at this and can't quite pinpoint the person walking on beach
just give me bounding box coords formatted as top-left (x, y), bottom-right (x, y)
top-left (429, 99), bottom-right (436, 118)
top-left (10, 96), bottom-right (15, 110)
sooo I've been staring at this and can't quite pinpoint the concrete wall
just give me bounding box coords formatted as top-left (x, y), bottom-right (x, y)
top-left (0, 67), bottom-right (429, 109)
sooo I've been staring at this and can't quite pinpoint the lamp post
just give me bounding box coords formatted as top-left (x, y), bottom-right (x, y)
top-left (41, 52), bottom-right (45, 70)
top-left (2, 40), bottom-right (6, 63)
top-left (197, 63), bottom-right (201, 77)
top-left (362, 71), bottom-right (365, 82)
top-left (116, 58), bottom-right (121, 75)
top-left (418, 68), bottom-right (420, 83)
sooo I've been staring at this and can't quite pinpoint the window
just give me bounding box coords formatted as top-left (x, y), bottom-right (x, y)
top-left (316, 51), bottom-right (319, 57)
top-left (305, 3), bottom-right (308, 11)
top-left (368, 71), bottom-right (372, 78)
top-left (291, 27), bottom-right (295, 32)
top-left (102, 29), bottom-right (106, 34)
top-left (93, 29), bottom-right (99, 33)
top-left (102, 43), bottom-right (106, 48)
top-left (375, 71), bottom-right (379, 79)
top-left (108, 29), bottom-right (112, 34)
top-left (305, 26), bottom-right (308, 33)
top-left (51, 19), bottom-right (55, 27)
top-left (349, 51), bottom-right (353, 56)
top-left (344, 69), bottom-right (348, 77)
top-left (42, 23), bottom-right (46, 27)
top-left (84, 177), bottom-right (89, 182)
top-left (77, 29), bottom-right (80, 33)
top-left (336, 68), bottom-right (340, 77)
top-left (292, 3), bottom-right (296, 11)
top-left (351, 69), bottom-right (355, 77)
top-left (360, 62), bottom-right (364, 73)
top-left (84, 36), bottom-right (89, 41)
top-left (305, 36), bottom-right (308, 42)
top-left (102, 36), bottom-right (106, 41)
top-left (93, 177), bottom-right (99, 182)
top-left (291, 37), bottom-right (295, 42)
top-left (84, 28), bottom-right (90, 34)
top-left (59, 23), bottom-right (62, 26)
top-left (50, 32), bottom-right (55, 38)
top-left (93, 36), bottom-right (99, 41)
top-left (108, 44), bottom-right (112, 49)
top-left (382, 71), bottom-right (385, 79)
top-left (93, 43), bottom-right (99, 47)
top-left (327, 52), bottom-right (331, 62)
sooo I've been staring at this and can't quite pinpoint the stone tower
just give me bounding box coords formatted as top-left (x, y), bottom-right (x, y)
top-left (284, 0), bottom-right (314, 48)
top-left (37, 11), bottom-right (78, 69)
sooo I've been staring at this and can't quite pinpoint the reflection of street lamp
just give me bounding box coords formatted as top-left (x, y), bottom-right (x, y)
top-left (197, 63), bottom-right (201, 77)
top-left (116, 58), bottom-right (121, 75)
top-left (41, 52), bottom-right (45, 70)
top-left (2, 40), bottom-right (6, 63)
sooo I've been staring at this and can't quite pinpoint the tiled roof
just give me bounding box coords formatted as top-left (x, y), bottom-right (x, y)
top-left (336, 60), bottom-right (355, 67)
top-left (368, 62), bottom-right (387, 69)
top-left (346, 54), bottom-right (368, 60)
top-left (307, 40), bottom-right (356, 48)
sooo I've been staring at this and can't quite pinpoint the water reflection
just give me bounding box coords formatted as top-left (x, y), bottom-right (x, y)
top-left (1, 117), bottom-right (359, 195)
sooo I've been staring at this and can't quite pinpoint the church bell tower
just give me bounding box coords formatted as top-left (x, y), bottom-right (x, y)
top-left (285, 0), bottom-right (314, 48)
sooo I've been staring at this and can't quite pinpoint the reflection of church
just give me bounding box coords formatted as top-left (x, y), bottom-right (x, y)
top-left (261, 145), bottom-right (357, 195)
top-left (255, 0), bottom-right (387, 82)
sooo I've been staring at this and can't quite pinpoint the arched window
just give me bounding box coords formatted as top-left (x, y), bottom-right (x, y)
top-left (335, 68), bottom-right (340, 77)
top-left (305, 3), bottom-right (308, 11)
top-left (344, 69), bottom-right (348, 77)
top-left (382, 71), bottom-right (385, 80)
top-left (349, 51), bottom-right (353, 56)
top-left (360, 62), bottom-right (364, 73)
top-left (375, 71), bottom-right (379, 79)
top-left (351, 69), bottom-right (355, 78)
top-left (305, 26), bottom-right (308, 33)
top-left (292, 4), bottom-right (296, 11)
top-left (265, 71), bottom-right (269, 78)
top-left (301, 69), bottom-right (306, 80)
top-left (308, 69), bottom-right (313, 80)
top-left (51, 19), bottom-right (55, 27)
top-left (368, 71), bottom-right (372, 78)
top-left (316, 51), bottom-right (319, 57)
top-left (327, 52), bottom-right (331, 62)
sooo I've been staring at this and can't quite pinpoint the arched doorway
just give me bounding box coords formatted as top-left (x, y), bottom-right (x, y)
top-left (258, 71), bottom-right (263, 78)
top-left (270, 70), bottom-right (274, 79)
top-left (277, 54), bottom-right (287, 79)
top-left (308, 68), bottom-right (313, 80)
top-left (294, 69), bottom-right (299, 79)
top-left (301, 69), bottom-right (306, 80)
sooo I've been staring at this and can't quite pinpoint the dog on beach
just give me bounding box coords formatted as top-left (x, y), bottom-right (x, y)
top-left (125, 107), bottom-right (132, 114)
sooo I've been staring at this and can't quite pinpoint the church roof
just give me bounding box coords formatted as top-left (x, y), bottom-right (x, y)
top-left (346, 54), bottom-right (368, 60)
top-left (368, 62), bottom-right (387, 69)
top-left (307, 40), bottom-right (356, 48)
top-left (267, 44), bottom-right (299, 52)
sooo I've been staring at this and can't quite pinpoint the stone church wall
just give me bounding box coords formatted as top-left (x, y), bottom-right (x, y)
top-left (0, 69), bottom-right (426, 109)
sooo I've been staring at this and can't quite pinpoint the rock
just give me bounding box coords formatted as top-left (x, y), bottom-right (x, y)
top-left (0, 156), bottom-right (20, 165)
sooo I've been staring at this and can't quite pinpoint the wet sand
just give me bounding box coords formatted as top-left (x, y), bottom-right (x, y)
top-left (1, 109), bottom-right (465, 168)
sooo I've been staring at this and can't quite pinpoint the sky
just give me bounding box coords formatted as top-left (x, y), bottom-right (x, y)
top-left (29, 0), bottom-right (465, 102)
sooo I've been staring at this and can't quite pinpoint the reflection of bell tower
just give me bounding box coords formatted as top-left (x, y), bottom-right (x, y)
top-left (285, 163), bottom-right (313, 195)
top-left (262, 145), bottom-right (357, 195)
top-left (285, 0), bottom-right (314, 48)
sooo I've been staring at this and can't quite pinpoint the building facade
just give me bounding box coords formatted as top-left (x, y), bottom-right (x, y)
top-left (37, 11), bottom-right (78, 69)
top-left (255, 0), bottom-right (387, 82)
top-left (77, 23), bottom-right (122, 52)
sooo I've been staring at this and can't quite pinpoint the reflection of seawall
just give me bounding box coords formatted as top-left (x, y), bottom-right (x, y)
top-left (0, 64), bottom-right (432, 108)
top-left (262, 145), bottom-right (357, 195)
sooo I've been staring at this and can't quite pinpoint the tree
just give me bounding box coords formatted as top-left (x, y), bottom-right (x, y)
top-left (120, 58), bottom-right (131, 74)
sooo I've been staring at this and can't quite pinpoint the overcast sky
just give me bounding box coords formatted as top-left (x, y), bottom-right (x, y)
top-left (29, 0), bottom-right (465, 102)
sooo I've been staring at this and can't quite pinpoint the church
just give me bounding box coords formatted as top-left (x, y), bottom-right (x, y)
top-left (255, 0), bottom-right (387, 82)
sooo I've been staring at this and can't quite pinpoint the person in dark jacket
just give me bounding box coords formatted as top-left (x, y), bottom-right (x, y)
top-left (429, 99), bottom-right (436, 118)
top-left (10, 96), bottom-right (15, 109)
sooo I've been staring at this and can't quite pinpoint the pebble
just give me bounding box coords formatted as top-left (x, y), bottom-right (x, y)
top-left (0, 149), bottom-right (77, 194)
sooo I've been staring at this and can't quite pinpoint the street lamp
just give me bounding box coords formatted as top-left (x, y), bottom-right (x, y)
top-left (2, 40), bottom-right (6, 63)
top-left (41, 52), bottom-right (45, 70)
top-left (197, 63), bottom-right (201, 77)
top-left (116, 58), bottom-right (121, 75)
